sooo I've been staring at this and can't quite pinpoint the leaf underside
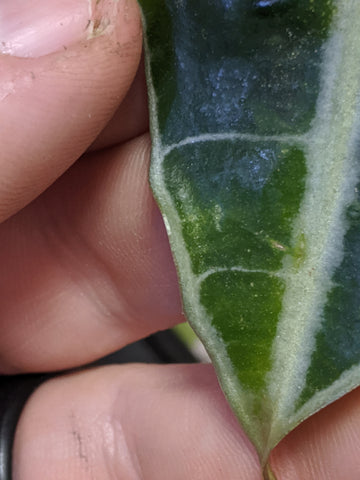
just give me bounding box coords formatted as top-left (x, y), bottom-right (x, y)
top-left (138, 0), bottom-right (360, 465)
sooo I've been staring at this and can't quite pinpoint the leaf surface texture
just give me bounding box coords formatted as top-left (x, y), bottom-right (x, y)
top-left (138, 0), bottom-right (360, 463)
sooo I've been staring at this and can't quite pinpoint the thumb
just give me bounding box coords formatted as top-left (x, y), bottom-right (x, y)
top-left (0, 0), bottom-right (142, 222)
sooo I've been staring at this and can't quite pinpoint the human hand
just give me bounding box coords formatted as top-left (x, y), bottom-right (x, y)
top-left (1, 1), bottom-right (360, 479)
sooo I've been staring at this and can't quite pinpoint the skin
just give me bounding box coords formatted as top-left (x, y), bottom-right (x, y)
top-left (1, 1), bottom-right (360, 478)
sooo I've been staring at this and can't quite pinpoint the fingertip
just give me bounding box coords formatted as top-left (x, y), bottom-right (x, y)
top-left (90, 56), bottom-right (149, 151)
top-left (0, 0), bottom-right (142, 59)
top-left (0, 0), bottom-right (142, 222)
top-left (270, 388), bottom-right (360, 479)
top-left (0, 134), bottom-right (183, 373)
top-left (13, 365), bottom-right (262, 480)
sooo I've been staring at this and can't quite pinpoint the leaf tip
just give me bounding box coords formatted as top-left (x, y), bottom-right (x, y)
top-left (263, 462), bottom-right (278, 480)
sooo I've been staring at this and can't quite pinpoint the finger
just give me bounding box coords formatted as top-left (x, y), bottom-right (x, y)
top-left (0, 0), bottom-right (142, 223)
top-left (13, 364), bottom-right (262, 480)
top-left (89, 56), bottom-right (148, 152)
top-left (270, 387), bottom-right (360, 479)
top-left (0, 134), bottom-right (183, 373)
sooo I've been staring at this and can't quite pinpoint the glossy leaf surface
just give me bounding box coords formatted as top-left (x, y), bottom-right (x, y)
top-left (138, 0), bottom-right (360, 465)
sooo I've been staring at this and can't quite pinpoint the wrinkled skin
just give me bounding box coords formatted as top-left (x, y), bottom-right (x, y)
top-left (1, 1), bottom-right (360, 479)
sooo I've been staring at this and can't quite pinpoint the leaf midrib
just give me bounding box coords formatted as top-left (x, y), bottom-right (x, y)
top-left (265, 0), bottom-right (360, 452)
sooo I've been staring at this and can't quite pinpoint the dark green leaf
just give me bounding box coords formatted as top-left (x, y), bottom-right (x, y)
top-left (138, 0), bottom-right (360, 468)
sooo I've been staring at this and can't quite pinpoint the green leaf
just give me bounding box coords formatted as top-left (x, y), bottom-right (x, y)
top-left (138, 0), bottom-right (360, 467)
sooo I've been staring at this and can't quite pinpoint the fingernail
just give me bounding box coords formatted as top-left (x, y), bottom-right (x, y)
top-left (0, 0), bottom-right (90, 58)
